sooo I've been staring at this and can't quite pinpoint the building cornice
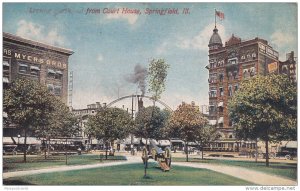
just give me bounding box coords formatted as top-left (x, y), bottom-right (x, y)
top-left (3, 32), bottom-right (74, 55)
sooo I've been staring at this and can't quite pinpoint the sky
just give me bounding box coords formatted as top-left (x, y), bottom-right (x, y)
top-left (2, 2), bottom-right (298, 111)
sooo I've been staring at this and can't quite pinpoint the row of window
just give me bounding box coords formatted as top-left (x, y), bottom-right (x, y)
top-left (209, 84), bottom-right (239, 98)
top-left (3, 60), bottom-right (10, 81)
top-left (240, 53), bottom-right (256, 61)
top-left (18, 62), bottom-right (40, 76)
top-left (243, 67), bottom-right (256, 78)
top-left (47, 69), bottom-right (63, 80)
top-left (209, 70), bottom-right (239, 83)
top-left (209, 53), bottom-right (257, 69)
top-left (47, 84), bottom-right (62, 96)
top-left (17, 62), bottom-right (63, 80)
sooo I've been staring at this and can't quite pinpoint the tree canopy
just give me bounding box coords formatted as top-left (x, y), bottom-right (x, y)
top-left (4, 78), bottom-right (54, 131)
top-left (147, 58), bottom-right (169, 101)
top-left (228, 74), bottom-right (297, 166)
top-left (167, 102), bottom-right (208, 161)
top-left (85, 107), bottom-right (133, 158)
top-left (133, 106), bottom-right (169, 140)
top-left (3, 77), bottom-right (78, 162)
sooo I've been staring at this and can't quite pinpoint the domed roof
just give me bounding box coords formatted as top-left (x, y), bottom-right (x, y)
top-left (209, 27), bottom-right (223, 47)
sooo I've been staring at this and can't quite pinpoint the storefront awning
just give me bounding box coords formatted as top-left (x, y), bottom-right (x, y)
top-left (6, 137), bottom-right (41, 145)
top-left (170, 139), bottom-right (184, 143)
top-left (30, 66), bottom-right (40, 71)
top-left (3, 77), bottom-right (9, 83)
top-left (3, 61), bottom-right (10, 67)
top-left (3, 137), bottom-right (15, 144)
top-left (209, 120), bottom-right (217, 125)
top-left (218, 102), bottom-right (223, 107)
top-left (158, 140), bottom-right (171, 146)
top-left (281, 141), bottom-right (297, 148)
top-left (218, 117), bottom-right (224, 124)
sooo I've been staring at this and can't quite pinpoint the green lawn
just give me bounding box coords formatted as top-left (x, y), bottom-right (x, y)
top-left (3, 163), bottom-right (254, 185)
top-left (3, 154), bottom-right (126, 172)
top-left (172, 157), bottom-right (297, 180)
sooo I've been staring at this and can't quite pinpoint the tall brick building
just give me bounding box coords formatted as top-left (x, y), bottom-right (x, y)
top-left (206, 26), bottom-right (296, 146)
top-left (3, 32), bottom-right (73, 104)
top-left (3, 32), bottom-right (73, 138)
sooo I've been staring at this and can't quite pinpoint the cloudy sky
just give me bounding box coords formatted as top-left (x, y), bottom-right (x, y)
top-left (3, 3), bottom-right (298, 111)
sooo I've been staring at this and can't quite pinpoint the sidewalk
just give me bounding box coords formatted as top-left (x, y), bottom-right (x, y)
top-left (3, 155), bottom-right (141, 179)
top-left (3, 155), bottom-right (297, 186)
top-left (172, 162), bottom-right (297, 186)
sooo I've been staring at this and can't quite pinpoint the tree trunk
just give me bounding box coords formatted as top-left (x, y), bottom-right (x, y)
top-left (255, 139), bottom-right (258, 163)
top-left (23, 129), bottom-right (27, 163)
top-left (105, 142), bottom-right (108, 160)
top-left (185, 141), bottom-right (189, 162)
top-left (265, 139), bottom-right (269, 167)
top-left (201, 140), bottom-right (204, 160)
top-left (47, 138), bottom-right (50, 158)
top-left (65, 138), bottom-right (68, 165)
top-left (44, 138), bottom-right (47, 160)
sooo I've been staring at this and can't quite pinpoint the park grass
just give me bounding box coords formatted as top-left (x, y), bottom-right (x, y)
top-left (3, 154), bottom-right (126, 172)
top-left (172, 157), bottom-right (297, 180)
top-left (3, 162), bottom-right (254, 185)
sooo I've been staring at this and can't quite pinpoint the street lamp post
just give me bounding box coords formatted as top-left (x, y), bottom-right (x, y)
top-left (17, 134), bottom-right (21, 155)
top-left (17, 134), bottom-right (20, 145)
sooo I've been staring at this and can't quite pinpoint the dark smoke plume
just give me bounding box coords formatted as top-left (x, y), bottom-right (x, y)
top-left (126, 64), bottom-right (148, 95)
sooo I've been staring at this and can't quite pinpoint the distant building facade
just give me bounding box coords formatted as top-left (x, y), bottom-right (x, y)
top-left (206, 26), bottom-right (296, 148)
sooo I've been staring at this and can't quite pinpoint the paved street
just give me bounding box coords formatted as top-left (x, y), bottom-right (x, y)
top-left (3, 154), bottom-right (297, 186)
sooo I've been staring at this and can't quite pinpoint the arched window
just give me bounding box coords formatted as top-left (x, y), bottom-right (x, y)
top-left (282, 65), bottom-right (288, 74)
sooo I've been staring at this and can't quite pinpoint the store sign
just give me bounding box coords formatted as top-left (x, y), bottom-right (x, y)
top-left (266, 47), bottom-right (279, 59)
top-left (3, 48), bottom-right (67, 69)
top-left (268, 62), bottom-right (278, 73)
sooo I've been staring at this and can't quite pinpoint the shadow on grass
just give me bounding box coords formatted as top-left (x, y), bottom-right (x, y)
top-left (94, 158), bottom-right (127, 161)
top-left (3, 180), bottom-right (35, 185)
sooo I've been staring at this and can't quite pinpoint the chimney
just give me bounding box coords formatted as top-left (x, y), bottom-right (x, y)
top-left (138, 95), bottom-right (143, 111)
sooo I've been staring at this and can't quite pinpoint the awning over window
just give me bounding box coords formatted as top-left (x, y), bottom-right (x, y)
top-left (30, 66), bottom-right (40, 71)
top-left (48, 69), bottom-right (56, 74)
top-left (209, 120), bottom-right (217, 125)
top-left (56, 70), bottom-right (63, 75)
top-left (54, 86), bottom-right (62, 90)
top-left (218, 102), bottom-right (223, 107)
top-left (218, 117), bottom-right (224, 124)
top-left (18, 63), bottom-right (28, 67)
top-left (3, 77), bottom-right (9, 83)
top-left (3, 61), bottom-right (10, 66)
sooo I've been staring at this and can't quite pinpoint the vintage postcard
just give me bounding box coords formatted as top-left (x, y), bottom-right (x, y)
top-left (2, 2), bottom-right (298, 190)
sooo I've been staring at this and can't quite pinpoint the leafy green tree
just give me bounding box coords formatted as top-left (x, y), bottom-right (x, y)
top-left (34, 97), bottom-right (80, 158)
top-left (147, 58), bottom-right (169, 101)
top-left (168, 102), bottom-right (207, 162)
top-left (133, 106), bottom-right (169, 143)
top-left (85, 108), bottom-right (133, 159)
top-left (228, 74), bottom-right (297, 166)
top-left (3, 78), bottom-right (55, 162)
top-left (194, 125), bottom-right (220, 160)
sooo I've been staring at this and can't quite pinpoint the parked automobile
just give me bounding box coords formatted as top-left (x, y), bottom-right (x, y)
top-left (3, 145), bottom-right (17, 155)
top-left (275, 149), bottom-right (297, 160)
